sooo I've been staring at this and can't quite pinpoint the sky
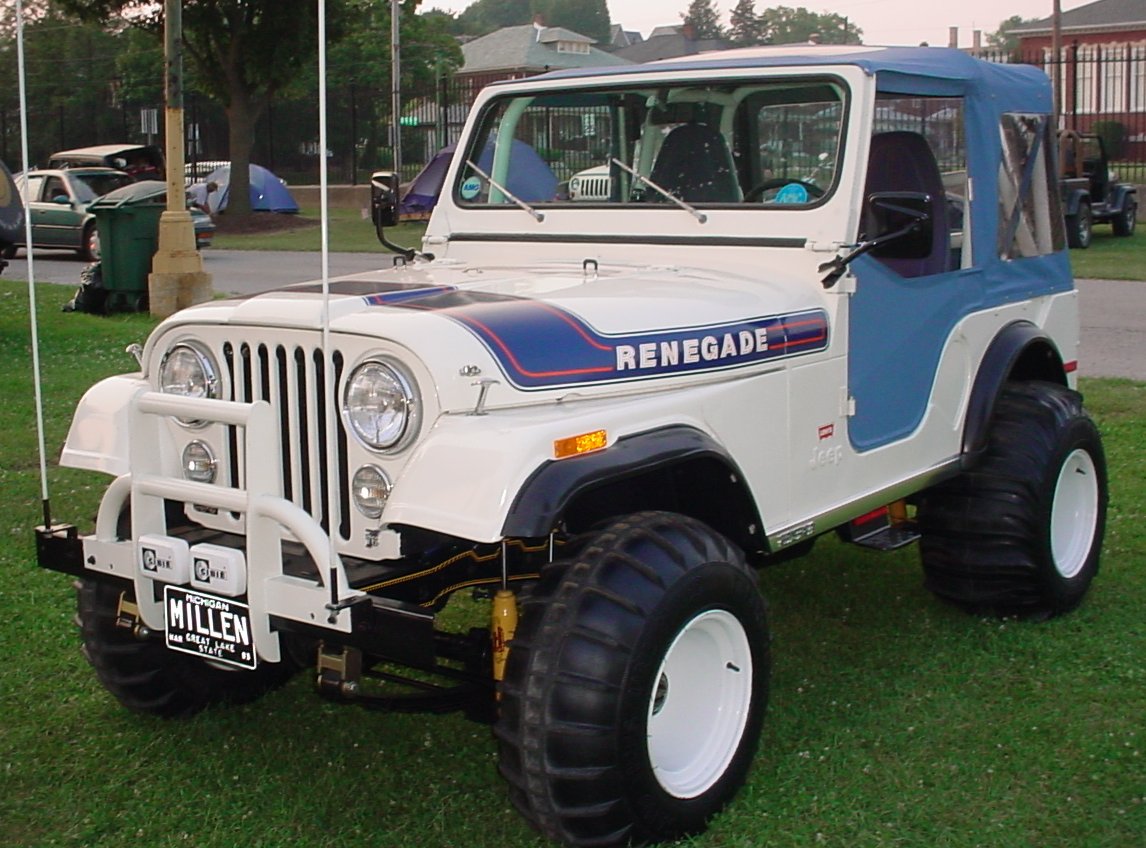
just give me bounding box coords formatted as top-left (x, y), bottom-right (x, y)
top-left (422, 0), bottom-right (1092, 49)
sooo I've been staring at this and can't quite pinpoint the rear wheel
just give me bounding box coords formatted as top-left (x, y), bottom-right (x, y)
top-left (496, 511), bottom-right (770, 847)
top-left (918, 381), bottom-right (1106, 618)
top-left (1066, 202), bottom-right (1092, 249)
top-left (76, 578), bottom-right (295, 717)
top-left (1113, 201), bottom-right (1136, 237)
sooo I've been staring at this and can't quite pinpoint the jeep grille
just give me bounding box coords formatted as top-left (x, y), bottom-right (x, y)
top-left (222, 340), bottom-right (351, 539)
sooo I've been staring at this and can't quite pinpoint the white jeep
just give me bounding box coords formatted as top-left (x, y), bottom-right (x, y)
top-left (38, 45), bottom-right (1106, 847)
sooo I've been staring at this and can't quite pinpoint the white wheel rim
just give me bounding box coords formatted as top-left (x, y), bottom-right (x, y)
top-left (1050, 448), bottom-right (1099, 579)
top-left (646, 608), bottom-right (753, 799)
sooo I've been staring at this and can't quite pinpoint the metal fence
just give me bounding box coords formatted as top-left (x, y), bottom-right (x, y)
top-left (4, 45), bottom-right (1143, 188)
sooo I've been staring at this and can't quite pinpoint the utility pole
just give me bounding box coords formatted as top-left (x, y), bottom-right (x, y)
top-left (1052, 0), bottom-right (1062, 126)
top-left (391, 0), bottom-right (402, 178)
top-left (149, 0), bottom-right (211, 318)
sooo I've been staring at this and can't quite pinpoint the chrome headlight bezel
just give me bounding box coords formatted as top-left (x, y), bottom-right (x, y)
top-left (158, 341), bottom-right (220, 428)
top-left (341, 358), bottom-right (419, 452)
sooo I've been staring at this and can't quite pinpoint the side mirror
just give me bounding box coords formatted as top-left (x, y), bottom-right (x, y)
top-left (866, 191), bottom-right (933, 259)
top-left (370, 170), bottom-right (400, 229)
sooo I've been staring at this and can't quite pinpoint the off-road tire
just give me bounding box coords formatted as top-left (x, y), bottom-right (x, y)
top-left (1065, 203), bottom-right (1092, 249)
top-left (918, 381), bottom-right (1106, 617)
top-left (1112, 201), bottom-right (1136, 237)
top-left (495, 511), bottom-right (770, 847)
top-left (76, 578), bottom-right (295, 717)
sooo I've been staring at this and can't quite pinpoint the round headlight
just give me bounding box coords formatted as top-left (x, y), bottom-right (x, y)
top-left (181, 440), bottom-right (217, 484)
top-left (343, 360), bottom-right (416, 451)
top-left (352, 464), bottom-right (392, 519)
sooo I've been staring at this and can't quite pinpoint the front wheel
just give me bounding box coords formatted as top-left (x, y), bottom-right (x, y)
top-left (78, 223), bottom-right (99, 261)
top-left (77, 578), bottom-right (295, 717)
top-left (918, 381), bottom-right (1107, 617)
top-left (496, 512), bottom-right (770, 847)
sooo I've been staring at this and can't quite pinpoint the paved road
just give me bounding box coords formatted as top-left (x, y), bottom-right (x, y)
top-left (8, 250), bottom-right (1144, 381)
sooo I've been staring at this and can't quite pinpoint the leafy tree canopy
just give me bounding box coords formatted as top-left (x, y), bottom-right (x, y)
top-left (986, 15), bottom-right (1037, 51)
top-left (452, 0), bottom-right (609, 42)
top-left (760, 6), bottom-right (860, 45)
top-left (681, 0), bottom-right (724, 39)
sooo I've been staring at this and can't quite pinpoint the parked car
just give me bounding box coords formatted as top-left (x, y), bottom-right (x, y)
top-left (3, 169), bottom-right (214, 261)
top-left (0, 159), bottom-right (23, 272)
top-left (1059, 130), bottom-right (1137, 248)
top-left (4, 168), bottom-right (133, 260)
top-left (48, 144), bottom-right (165, 181)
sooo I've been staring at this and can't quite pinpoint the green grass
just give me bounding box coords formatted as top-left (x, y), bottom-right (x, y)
top-left (2, 281), bottom-right (1144, 847)
top-left (1069, 222), bottom-right (1146, 280)
top-left (209, 206), bottom-right (427, 253)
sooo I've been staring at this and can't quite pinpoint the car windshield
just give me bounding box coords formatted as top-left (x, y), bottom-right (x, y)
top-left (71, 172), bottom-right (133, 202)
top-left (454, 77), bottom-right (847, 209)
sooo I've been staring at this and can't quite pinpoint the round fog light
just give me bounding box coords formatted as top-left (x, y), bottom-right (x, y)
top-left (352, 464), bottom-right (392, 519)
top-left (182, 440), bottom-right (217, 483)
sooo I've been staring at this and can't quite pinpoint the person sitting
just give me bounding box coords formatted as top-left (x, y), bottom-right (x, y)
top-left (187, 180), bottom-right (218, 214)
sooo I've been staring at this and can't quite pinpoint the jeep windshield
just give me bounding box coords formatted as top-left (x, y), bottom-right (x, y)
top-left (454, 78), bottom-right (846, 210)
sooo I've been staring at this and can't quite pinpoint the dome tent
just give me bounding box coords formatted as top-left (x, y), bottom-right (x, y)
top-left (202, 163), bottom-right (299, 214)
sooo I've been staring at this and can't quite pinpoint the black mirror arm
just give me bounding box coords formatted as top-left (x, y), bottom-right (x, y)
top-left (818, 213), bottom-right (928, 288)
top-left (374, 224), bottom-right (417, 263)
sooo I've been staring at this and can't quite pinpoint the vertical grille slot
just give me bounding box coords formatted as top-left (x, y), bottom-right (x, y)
top-left (219, 336), bottom-right (347, 541)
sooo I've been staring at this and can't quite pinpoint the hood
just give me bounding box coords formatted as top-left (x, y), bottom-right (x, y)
top-left (163, 258), bottom-right (829, 397)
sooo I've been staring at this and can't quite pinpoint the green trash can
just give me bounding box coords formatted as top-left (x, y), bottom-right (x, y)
top-left (89, 180), bottom-right (167, 311)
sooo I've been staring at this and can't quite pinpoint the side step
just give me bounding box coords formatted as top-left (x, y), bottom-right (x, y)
top-left (841, 503), bottom-right (920, 551)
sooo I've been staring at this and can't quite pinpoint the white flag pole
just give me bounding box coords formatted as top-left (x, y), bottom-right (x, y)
top-left (16, 0), bottom-right (54, 529)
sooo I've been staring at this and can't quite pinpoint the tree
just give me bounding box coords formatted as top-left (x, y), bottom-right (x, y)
top-left (456, 0), bottom-right (531, 35)
top-left (535, 0), bottom-right (610, 43)
top-left (54, 0), bottom-right (355, 216)
top-left (681, 0), bottom-right (724, 40)
top-left (760, 6), bottom-right (860, 45)
top-left (728, 0), bottom-right (764, 47)
top-left (986, 15), bottom-right (1036, 51)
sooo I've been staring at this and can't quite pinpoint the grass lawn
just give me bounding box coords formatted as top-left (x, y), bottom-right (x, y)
top-left (1, 281), bottom-right (1144, 847)
top-left (1069, 224), bottom-right (1146, 281)
top-left (209, 206), bottom-right (426, 253)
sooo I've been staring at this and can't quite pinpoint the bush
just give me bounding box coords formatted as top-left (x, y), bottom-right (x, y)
top-left (1090, 120), bottom-right (1127, 160)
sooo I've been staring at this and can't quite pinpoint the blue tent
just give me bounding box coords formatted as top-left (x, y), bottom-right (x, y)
top-left (204, 163), bottom-right (299, 214)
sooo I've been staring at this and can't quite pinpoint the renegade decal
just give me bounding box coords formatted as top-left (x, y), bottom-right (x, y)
top-left (364, 288), bottom-right (829, 390)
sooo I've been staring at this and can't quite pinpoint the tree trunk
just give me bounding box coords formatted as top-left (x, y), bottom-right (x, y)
top-left (224, 90), bottom-right (262, 218)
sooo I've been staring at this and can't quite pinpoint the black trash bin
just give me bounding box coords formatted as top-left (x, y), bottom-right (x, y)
top-left (88, 180), bottom-right (167, 311)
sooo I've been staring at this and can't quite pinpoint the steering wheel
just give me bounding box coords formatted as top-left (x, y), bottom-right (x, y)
top-left (744, 178), bottom-right (824, 203)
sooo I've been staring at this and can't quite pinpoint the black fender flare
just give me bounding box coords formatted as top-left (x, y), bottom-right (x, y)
top-left (501, 424), bottom-right (762, 543)
top-left (961, 321), bottom-right (1067, 469)
top-left (1062, 188), bottom-right (1090, 218)
top-left (1110, 184), bottom-right (1137, 212)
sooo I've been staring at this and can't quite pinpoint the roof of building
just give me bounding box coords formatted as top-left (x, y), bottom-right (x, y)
top-left (460, 23), bottom-right (633, 75)
top-left (1010, 0), bottom-right (1146, 35)
top-left (612, 26), bottom-right (732, 63)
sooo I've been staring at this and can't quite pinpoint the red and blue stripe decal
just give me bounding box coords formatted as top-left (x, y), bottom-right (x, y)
top-left (364, 286), bottom-right (829, 390)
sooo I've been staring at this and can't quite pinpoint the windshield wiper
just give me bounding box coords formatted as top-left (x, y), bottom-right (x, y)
top-left (465, 159), bottom-right (545, 222)
top-left (610, 157), bottom-right (707, 224)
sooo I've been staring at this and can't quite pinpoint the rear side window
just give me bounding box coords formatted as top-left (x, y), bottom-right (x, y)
top-left (998, 113), bottom-right (1066, 259)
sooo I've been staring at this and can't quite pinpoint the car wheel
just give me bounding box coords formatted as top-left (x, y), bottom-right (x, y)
top-left (1, 242), bottom-right (16, 260)
top-left (78, 223), bottom-right (99, 261)
top-left (1065, 203), bottom-right (1092, 249)
top-left (76, 578), bottom-right (296, 717)
top-left (496, 511), bottom-right (770, 847)
top-left (918, 381), bottom-right (1106, 618)
top-left (1113, 201), bottom-right (1136, 237)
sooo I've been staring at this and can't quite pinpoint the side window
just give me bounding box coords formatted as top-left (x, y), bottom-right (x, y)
top-left (869, 96), bottom-right (970, 270)
top-left (44, 178), bottom-right (68, 202)
top-left (997, 113), bottom-right (1066, 259)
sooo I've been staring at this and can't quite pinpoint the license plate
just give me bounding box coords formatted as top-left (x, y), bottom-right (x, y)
top-left (164, 585), bottom-right (257, 670)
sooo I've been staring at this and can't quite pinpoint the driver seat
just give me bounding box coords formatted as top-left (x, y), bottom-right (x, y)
top-left (862, 131), bottom-right (950, 278)
top-left (648, 123), bottom-right (742, 203)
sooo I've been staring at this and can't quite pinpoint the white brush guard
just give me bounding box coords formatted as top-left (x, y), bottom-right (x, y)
top-left (81, 388), bottom-right (363, 664)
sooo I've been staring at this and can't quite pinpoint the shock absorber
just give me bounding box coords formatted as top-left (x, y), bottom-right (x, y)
top-left (491, 540), bottom-right (518, 682)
